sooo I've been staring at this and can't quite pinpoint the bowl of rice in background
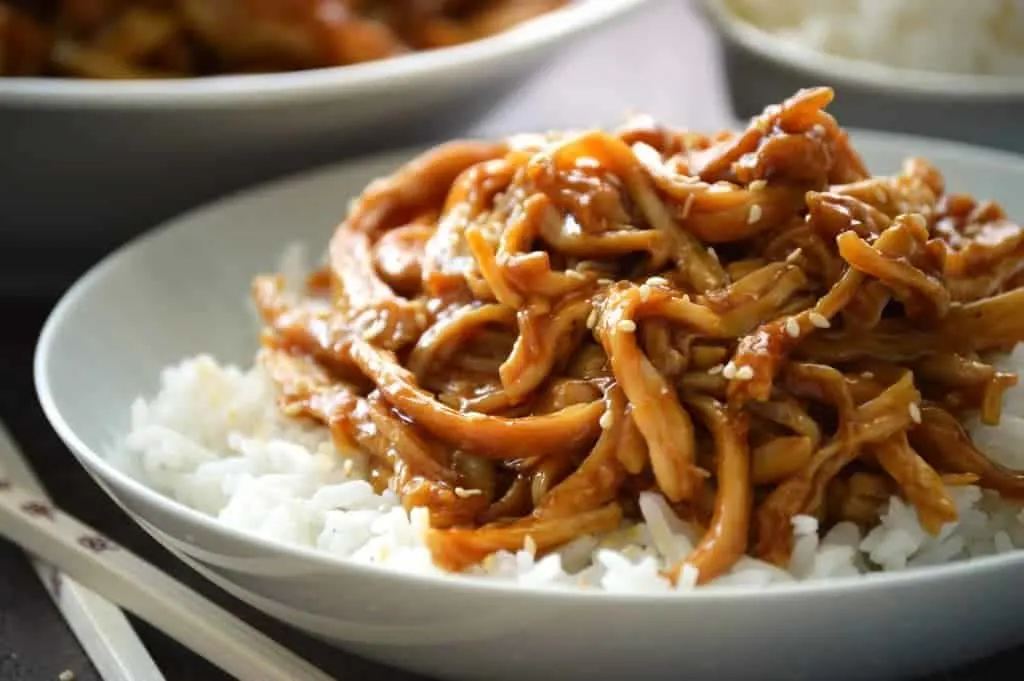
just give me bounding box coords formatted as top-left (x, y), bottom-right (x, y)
top-left (34, 88), bottom-right (1024, 681)
top-left (700, 0), bottom-right (1024, 152)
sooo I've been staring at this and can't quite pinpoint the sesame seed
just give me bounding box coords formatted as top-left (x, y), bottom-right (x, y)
top-left (586, 308), bottom-right (598, 329)
top-left (748, 179), bottom-right (767, 191)
top-left (811, 123), bottom-right (826, 137)
top-left (874, 187), bottom-right (887, 203)
top-left (707, 247), bottom-right (718, 260)
top-left (598, 278), bottom-right (613, 286)
top-left (342, 459), bottom-right (355, 476)
top-left (708, 364), bottom-right (724, 375)
top-left (524, 535), bottom-right (538, 556)
top-left (646, 276), bottom-right (670, 287)
top-left (617, 320), bottom-right (637, 332)
top-left (680, 294), bottom-right (691, 303)
top-left (599, 410), bottom-right (614, 429)
top-left (678, 563), bottom-right (700, 590)
top-left (747, 204), bottom-right (763, 224)
top-left (632, 142), bottom-right (662, 167)
top-left (59, 672), bottom-right (75, 681)
top-left (681, 193), bottom-right (697, 218)
top-left (281, 403), bottom-right (304, 418)
top-left (908, 213), bottom-right (928, 230)
top-left (861, 371), bottom-right (875, 380)
top-left (785, 248), bottom-right (804, 264)
top-left (735, 365), bottom-right (755, 381)
top-left (639, 284), bottom-right (652, 300)
top-left (909, 402), bottom-right (922, 424)
top-left (785, 317), bottom-right (800, 338)
top-left (454, 487), bottom-right (483, 498)
top-left (722, 362), bottom-right (738, 379)
top-left (809, 312), bottom-right (831, 329)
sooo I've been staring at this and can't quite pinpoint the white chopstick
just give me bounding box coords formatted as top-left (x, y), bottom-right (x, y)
top-left (0, 456), bottom-right (337, 681)
top-left (0, 423), bottom-right (165, 681)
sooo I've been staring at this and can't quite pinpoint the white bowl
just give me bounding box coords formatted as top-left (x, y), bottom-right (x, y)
top-left (35, 131), bottom-right (1024, 681)
top-left (0, 0), bottom-right (649, 296)
top-left (699, 0), bottom-right (1024, 153)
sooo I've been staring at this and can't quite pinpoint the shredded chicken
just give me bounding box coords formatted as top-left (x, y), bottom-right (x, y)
top-left (252, 87), bottom-right (1024, 582)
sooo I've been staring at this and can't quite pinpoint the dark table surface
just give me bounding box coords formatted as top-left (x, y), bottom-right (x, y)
top-left (2, 3), bottom-right (1023, 680)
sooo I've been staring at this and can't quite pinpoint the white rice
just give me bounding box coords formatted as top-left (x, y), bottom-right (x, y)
top-left (112, 346), bottom-right (1024, 592)
top-left (728, 0), bottom-right (1024, 76)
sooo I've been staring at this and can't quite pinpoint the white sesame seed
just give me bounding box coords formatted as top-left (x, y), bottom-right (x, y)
top-left (747, 203), bottom-right (763, 224)
top-left (681, 193), bottom-right (697, 218)
top-left (59, 672), bottom-right (75, 681)
top-left (748, 179), bottom-right (767, 191)
top-left (810, 123), bottom-right (826, 137)
top-left (586, 308), bottom-right (598, 329)
top-left (722, 362), bottom-right (738, 379)
top-left (909, 402), bottom-right (922, 424)
top-left (809, 312), bottom-right (831, 329)
top-left (785, 317), bottom-right (800, 338)
top-left (861, 371), bottom-right (875, 380)
top-left (599, 410), bottom-right (614, 429)
top-left (708, 364), bottom-right (724, 375)
top-left (617, 319), bottom-right (637, 332)
top-left (735, 365), bottom-right (755, 381)
top-left (632, 142), bottom-right (663, 168)
top-left (639, 284), bottom-right (652, 300)
top-left (908, 213), bottom-right (928, 230)
top-left (707, 247), bottom-right (718, 260)
top-left (598, 278), bottom-right (614, 286)
top-left (785, 248), bottom-right (804, 264)
top-left (524, 535), bottom-right (538, 556)
top-left (874, 187), bottom-right (887, 203)
top-left (454, 487), bottom-right (483, 498)
top-left (646, 276), bottom-right (670, 287)
top-left (678, 563), bottom-right (700, 590)
top-left (680, 293), bottom-right (691, 303)
top-left (342, 459), bottom-right (355, 476)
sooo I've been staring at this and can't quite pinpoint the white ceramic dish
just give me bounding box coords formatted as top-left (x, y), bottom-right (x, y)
top-left (0, 0), bottom-right (650, 296)
top-left (699, 0), bottom-right (1024, 154)
top-left (35, 131), bottom-right (1024, 681)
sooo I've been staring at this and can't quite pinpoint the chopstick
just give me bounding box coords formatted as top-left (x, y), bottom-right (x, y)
top-left (0, 423), bottom-right (165, 681)
top-left (0, 429), bottom-right (337, 681)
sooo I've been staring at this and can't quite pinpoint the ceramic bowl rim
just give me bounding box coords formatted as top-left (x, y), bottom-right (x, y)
top-left (35, 128), bottom-right (1024, 605)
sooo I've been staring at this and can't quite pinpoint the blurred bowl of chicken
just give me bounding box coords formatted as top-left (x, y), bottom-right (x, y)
top-left (0, 0), bottom-right (650, 295)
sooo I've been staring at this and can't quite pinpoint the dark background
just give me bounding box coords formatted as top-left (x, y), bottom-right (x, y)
top-left (2, 3), bottom-right (1022, 679)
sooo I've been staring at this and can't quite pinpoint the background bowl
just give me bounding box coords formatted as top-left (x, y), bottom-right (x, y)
top-left (35, 130), bottom-right (1024, 681)
top-left (699, 0), bottom-right (1024, 152)
top-left (0, 0), bottom-right (648, 296)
